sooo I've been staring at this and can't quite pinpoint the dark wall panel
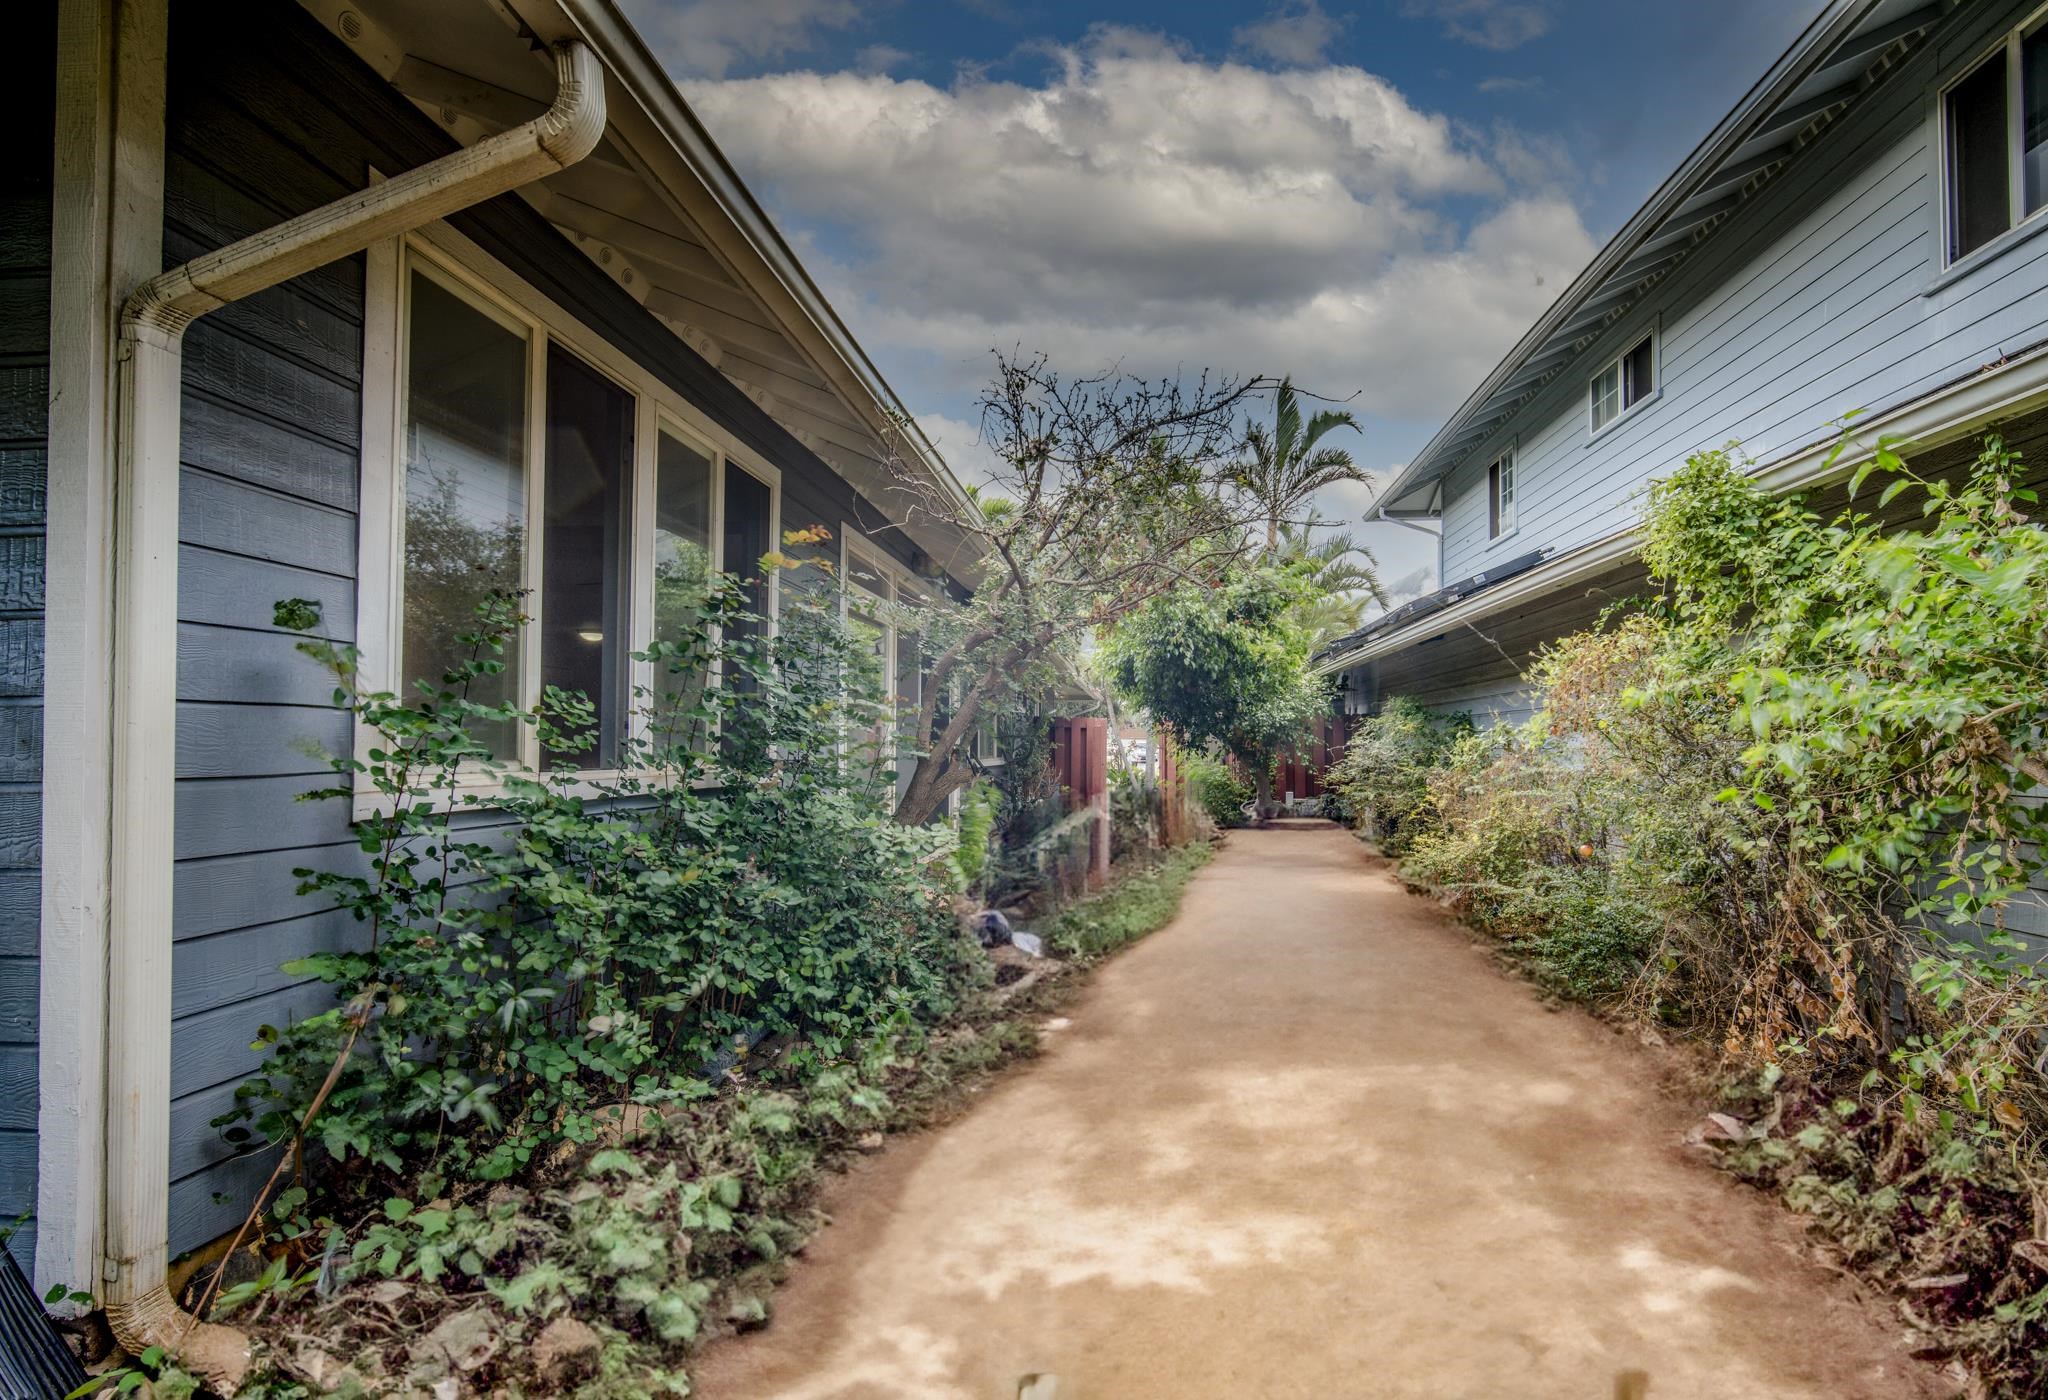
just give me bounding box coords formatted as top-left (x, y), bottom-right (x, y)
top-left (0, 2), bottom-right (51, 1278)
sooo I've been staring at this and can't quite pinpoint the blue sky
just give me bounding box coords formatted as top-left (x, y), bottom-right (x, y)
top-left (619, 0), bottom-right (1817, 601)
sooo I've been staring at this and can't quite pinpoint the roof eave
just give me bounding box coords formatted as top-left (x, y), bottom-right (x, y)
top-left (508, 0), bottom-right (986, 574)
top-left (1378, 0), bottom-right (1891, 514)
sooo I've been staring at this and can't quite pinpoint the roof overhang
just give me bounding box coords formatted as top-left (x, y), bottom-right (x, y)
top-left (299, 0), bottom-right (985, 579)
top-left (1325, 338), bottom-right (2048, 675)
top-left (1379, 0), bottom-right (1953, 518)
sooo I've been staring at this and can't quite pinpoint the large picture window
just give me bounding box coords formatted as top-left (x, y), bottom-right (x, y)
top-left (371, 240), bottom-right (781, 799)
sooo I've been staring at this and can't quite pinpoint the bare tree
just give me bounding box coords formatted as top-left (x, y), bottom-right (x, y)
top-left (880, 352), bottom-right (1269, 825)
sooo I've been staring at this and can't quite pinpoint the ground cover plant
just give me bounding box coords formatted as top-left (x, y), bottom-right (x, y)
top-left (1331, 436), bottom-right (2048, 1395)
top-left (1044, 842), bottom-right (1215, 961)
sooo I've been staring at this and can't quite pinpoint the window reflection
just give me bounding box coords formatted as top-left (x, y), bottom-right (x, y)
top-left (403, 270), bottom-right (527, 760)
top-left (653, 429), bottom-right (715, 743)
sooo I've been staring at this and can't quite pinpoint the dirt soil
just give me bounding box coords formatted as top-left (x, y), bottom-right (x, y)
top-left (691, 823), bottom-right (1950, 1400)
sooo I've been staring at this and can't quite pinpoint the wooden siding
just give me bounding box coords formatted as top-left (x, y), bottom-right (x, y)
top-left (157, 2), bottom-right (937, 1254)
top-left (0, 6), bottom-right (52, 1277)
top-left (1440, 0), bottom-right (2048, 585)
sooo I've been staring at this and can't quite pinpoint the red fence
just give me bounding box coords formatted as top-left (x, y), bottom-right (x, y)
top-left (1271, 715), bottom-right (1348, 802)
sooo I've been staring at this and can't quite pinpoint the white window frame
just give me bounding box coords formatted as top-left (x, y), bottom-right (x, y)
top-left (1586, 325), bottom-right (1659, 439)
top-left (1486, 447), bottom-right (1517, 543)
top-left (355, 222), bottom-right (780, 817)
top-left (1938, 3), bottom-right (2048, 269)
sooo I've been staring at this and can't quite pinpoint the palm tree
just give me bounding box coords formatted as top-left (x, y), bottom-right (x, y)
top-left (1272, 521), bottom-right (1388, 650)
top-left (1234, 378), bottom-right (1370, 551)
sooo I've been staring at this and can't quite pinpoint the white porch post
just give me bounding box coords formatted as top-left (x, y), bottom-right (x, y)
top-left (38, 0), bottom-right (166, 1301)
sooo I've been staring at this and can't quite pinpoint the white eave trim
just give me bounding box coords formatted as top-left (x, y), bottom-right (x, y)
top-left (1319, 343), bottom-right (2048, 676)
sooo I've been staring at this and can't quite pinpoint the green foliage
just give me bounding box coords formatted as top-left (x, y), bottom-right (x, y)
top-left (881, 357), bottom-right (1266, 825)
top-left (1178, 749), bottom-right (1252, 828)
top-left (1045, 842), bottom-right (1213, 961)
top-left (219, 565), bottom-right (982, 1199)
top-left (1103, 564), bottom-right (1326, 814)
top-left (1323, 697), bottom-right (1470, 853)
top-left (1233, 378), bottom-right (1369, 550)
top-left (948, 781), bottom-right (1000, 893)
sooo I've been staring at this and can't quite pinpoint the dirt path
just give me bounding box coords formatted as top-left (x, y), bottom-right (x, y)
top-left (692, 824), bottom-right (1945, 1400)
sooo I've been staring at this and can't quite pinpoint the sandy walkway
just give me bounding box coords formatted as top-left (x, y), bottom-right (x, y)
top-left (692, 823), bottom-right (1944, 1400)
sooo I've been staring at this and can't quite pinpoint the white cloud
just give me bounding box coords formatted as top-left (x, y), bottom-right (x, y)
top-left (1477, 74), bottom-right (1544, 95)
top-left (856, 43), bottom-right (913, 75)
top-left (1402, 0), bottom-right (1553, 52)
top-left (684, 33), bottom-right (1594, 429)
top-left (1233, 1), bottom-right (1347, 67)
top-left (618, 0), bottom-right (865, 78)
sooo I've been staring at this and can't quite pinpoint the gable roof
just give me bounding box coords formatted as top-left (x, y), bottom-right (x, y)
top-left (1377, 0), bottom-right (1954, 518)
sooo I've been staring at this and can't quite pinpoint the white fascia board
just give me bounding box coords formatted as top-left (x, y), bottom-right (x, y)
top-left (1318, 344), bottom-right (2048, 677)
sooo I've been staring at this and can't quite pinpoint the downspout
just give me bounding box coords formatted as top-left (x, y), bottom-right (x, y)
top-left (1373, 505), bottom-right (1443, 590)
top-left (102, 40), bottom-right (604, 1389)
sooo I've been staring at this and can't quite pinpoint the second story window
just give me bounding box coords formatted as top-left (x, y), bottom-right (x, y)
top-left (1487, 450), bottom-right (1516, 539)
top-left (1944, 15), bottom-right (2048, 264)
top-left (1588, 330), bottom-right (1655, 436)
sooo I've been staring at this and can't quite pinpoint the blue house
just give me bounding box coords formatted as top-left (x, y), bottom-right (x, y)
top-left (1320, 1), bottom-right (2048, 913)
top-left (5, 0), bottom-right (974, 1348)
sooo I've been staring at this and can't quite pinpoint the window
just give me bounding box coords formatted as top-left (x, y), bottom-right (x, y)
top-left (651, 428), bottom-right (714, 741)
top-left (1588, 330), bottom-right (1656, 435)
top-left (1944, 14), bottom-right (2048, 264)
top-left (1487, 450), bottom-right (1516, 539)
top-left (843, 539), bottom-right (940, 800)
top-left (401, 267), bottom-right (529, 761)
top-left (541, 344), bottom-right (634, 769)
top-left (368, 238), bottom-right (781, 799)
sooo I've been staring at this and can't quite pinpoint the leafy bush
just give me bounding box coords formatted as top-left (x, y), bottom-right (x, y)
top-left (1179, 750), bottom-right (1252, 828)
top-left (222, 564), bottom-right (983, 1195)
top-left (1323, 697), bottom-right (1470, 852)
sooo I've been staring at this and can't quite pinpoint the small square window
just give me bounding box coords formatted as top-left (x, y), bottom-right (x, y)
top-left (1589, 331), bottom-right (1655, 436)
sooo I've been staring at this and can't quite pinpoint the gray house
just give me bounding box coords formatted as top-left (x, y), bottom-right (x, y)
top-left (1324, 0), bottom-right (2048, 731)
top-left (6, 0), bottom-right (973, 1346)
top-left (1318, 0), bottom-right (2048, 945)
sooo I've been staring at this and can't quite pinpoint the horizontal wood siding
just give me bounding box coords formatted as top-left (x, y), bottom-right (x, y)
top-left (0, 6), bottom-right (52, 1277)
top-left (157, 2), bottom-right (945, 1254)
top-left (1441, 0), bottom-right (2048, 584)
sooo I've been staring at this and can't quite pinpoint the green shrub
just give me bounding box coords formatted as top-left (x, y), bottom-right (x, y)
top-left (1179, 750), bottom-right (1251, 828)
top-left (1324, 697), bottom-right (1470, 852)
top-left (949, 780), bottom-right (1000, 894)
top-left (222, 569), bottom-right (983, 1194)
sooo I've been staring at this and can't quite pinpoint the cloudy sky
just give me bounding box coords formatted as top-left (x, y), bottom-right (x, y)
top-left (619, 0), bottom-right (1816, 605)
